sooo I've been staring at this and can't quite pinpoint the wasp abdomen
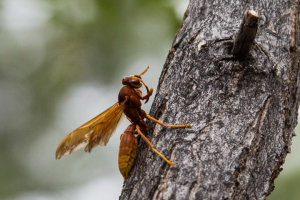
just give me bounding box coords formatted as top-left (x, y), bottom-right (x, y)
top-left (118, 125), bottom-right (137, 179)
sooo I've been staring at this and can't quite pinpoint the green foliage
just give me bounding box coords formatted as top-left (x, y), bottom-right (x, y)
top-left (268, 171), bottom-right (300, 200)
top-left (0, 0), bottom-right (182, 199)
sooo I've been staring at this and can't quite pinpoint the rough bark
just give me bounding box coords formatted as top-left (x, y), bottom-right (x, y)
top-left (120, 0), bottom-right (300, 199)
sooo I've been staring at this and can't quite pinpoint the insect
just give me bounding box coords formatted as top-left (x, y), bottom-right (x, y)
top-left (55, 67), bottom-right (190, 179)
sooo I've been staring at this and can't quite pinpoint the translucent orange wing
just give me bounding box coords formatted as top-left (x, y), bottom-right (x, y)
top-left (55, 102), bottom-right (125, 160)
top-left (84, 102), bottom-right (126, 152)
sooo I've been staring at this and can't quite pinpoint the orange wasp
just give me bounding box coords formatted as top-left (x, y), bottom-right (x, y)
top-left (55, 67), bottom-right (190, 179)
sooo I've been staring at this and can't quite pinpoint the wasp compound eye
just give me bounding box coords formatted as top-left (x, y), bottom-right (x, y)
top-left (130, 79), bottom-right (141, 87)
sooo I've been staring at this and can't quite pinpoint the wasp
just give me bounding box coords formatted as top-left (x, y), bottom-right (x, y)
top-left (55, 67), bottom-right (190, 179)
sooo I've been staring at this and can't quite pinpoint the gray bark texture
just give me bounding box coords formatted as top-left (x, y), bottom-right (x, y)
top-left (120, 0), bottom-right (300, 199)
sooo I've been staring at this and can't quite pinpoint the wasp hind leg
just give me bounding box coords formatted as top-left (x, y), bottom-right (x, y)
top-left (136, 126), bottom-right (175, 166)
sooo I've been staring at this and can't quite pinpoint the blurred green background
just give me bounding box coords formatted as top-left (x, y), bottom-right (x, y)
top-left (0, 0), bottom-right (299, 199)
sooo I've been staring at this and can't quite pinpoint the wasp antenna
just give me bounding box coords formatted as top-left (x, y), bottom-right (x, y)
top-left (139, 66), bottom-right (149, 77)
top-left (138, 78), bottom-right (149, 93)
top-left (131, 76), bottom-right (149, 92)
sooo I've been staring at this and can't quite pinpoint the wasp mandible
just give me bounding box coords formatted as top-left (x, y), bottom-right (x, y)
top-left (55, 67), bottom-right (190, 179)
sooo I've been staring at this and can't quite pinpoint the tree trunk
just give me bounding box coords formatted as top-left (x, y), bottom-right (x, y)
top-left (120, 0), bottom-right (300, 199)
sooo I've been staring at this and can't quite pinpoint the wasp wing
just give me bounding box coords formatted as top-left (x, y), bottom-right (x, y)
top-left (84, 102), bottom-right (126, 152)
top-left (55, 102), bottom-right (125, 160)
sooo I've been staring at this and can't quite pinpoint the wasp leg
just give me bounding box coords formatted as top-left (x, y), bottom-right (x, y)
top-left (136, 126), bottom-right (175, 166)
top-left (145, 114), bottom-right (191, 128)
top-left (142, 89), bottom-right (153, 102)
top-left (141, 88), bottom-right (153, 103)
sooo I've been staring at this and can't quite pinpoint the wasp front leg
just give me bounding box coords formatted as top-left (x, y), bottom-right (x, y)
top-left (135, 87), bottom-right (153, 103)
top-left (141, 88), bottom-right (153, 103)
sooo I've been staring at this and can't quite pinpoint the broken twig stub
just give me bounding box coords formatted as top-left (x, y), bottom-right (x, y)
top-left (232, 10), bottom-right (259, 58)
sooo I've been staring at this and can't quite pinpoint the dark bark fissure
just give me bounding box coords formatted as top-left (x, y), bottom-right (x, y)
top-left (120, 0), bottom-right (300, 200)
